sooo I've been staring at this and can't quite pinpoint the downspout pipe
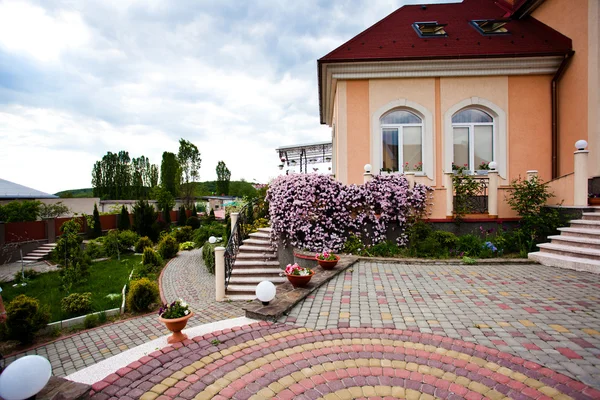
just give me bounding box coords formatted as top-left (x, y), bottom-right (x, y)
top-left (551, 50), bottom-right (575, 179)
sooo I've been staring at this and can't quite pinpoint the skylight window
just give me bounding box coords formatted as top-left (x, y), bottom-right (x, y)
top-left (471, 20), bottom-right (509, 35)
top-left (412, 22), bottom-right (447, 38)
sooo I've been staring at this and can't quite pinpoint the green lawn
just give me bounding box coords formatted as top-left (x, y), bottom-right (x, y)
top-left (1, 255), bottom-right (141, 322)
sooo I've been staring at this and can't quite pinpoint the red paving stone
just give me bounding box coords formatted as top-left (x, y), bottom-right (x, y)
top-left (89, 322), bottom-right (600, 400)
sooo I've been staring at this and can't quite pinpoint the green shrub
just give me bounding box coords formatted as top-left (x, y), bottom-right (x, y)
top-left (84, 313), bottom-right (99, 329)
top-left (431, 231), bottom-right (458, 250)
top-left (90, 203), bottom-right (102, 239)
top-left (98, 311), bottom-right (107, 323)
top-left (202, 242), bottom-right (217, 274)
top-left (179, 241), bottom-right (195, 251)
top-left (118, 230), bottom-right (139, 249)
top-left (178, 205), bottom-right (187, 226)
top-left (142, 247), bottom-right (162, 267)
top-left (118, 205), bottom-right (131, 230)
top-left (61, 292), bottom-right (92, 315)
top-left (408, 221), bottom-right (433, 243)
top-left (456, 234), bottom-right (484, 256)
top-left (414, 236), bottom-right (448, 258)
top-left (126, 278), bottom-right (159, 312)
top-left (13, 269), bottom-right (40, 284)
top-left (84, 240), bottom-right (105, 259)
top-left (103, 230), bottom-right (121, 258)
top-left (186, 216), bottom-right (201, 230)
top-left (6, 294), bottom-right (50, 344)
top-left (342, 234), bottom-right (366, 255)
top-left (135, 236), bottom-right (154, 253)
top-left (367, 241), bottom-right (401, 257)
top-left (173, 226), bottom-right (193, 243)
top-left (133, 200), bottom-right (159, 242)
top-left (157, 235), bottom-right (179, 259)
top-left (192, 223), bottom-right (225, 247)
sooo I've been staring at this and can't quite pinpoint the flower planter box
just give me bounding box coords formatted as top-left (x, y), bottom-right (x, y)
top-left (159, 312), bottom-right (194, 344)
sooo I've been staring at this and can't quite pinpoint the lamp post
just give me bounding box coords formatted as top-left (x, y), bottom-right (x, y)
top-left (574, 139), bottom-right (589, 206)
top-left (363, 164), bottom-right (373, 184)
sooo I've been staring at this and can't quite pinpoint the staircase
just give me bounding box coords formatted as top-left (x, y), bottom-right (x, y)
top-left (23, 243), bottom-right (57, 263)
top-left (225, 227), bottom-right (284, 301)
top-left (529, 207), bottom-right (600, 273)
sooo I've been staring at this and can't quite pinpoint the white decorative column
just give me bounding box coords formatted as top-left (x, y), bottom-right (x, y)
top-left (230, 212), bottom-right (239, 234)
top-left (488, 170), bottom-right (499, 218)
top-left (445, 172), bottom-right (454, 218)
top-left (574, 140), bottom-right (590, 206)
top-left (215, 247), bottom-right (225, 301)
top-left (363, 164), bottom-right (373, 184)
top-left (526, 170), bottom-right (538, 182)
top-left (405, 172), bottom-right (415, 189)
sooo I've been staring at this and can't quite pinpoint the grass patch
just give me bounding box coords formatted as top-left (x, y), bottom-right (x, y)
top-left (1, 255), bottom-right (140, 322)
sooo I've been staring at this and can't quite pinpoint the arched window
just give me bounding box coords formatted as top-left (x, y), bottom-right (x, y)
top-left (451, 108), bottom-right (494, 171)
top-left (380, 110), bottom-right (423, 172)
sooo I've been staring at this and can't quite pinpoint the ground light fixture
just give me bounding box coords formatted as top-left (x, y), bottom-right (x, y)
top-left (208, 236), bottom-right (217, 244)
top-left (255, 281), bottom-right (276, 305)
top-left (488, 161), bottom-right (498, 170)
top-left (364, 164), bottom-right (372, 174)
top-left (575, 139), bottom-right (588, 150)
top-left (0, 355), bottom-right (52, 400)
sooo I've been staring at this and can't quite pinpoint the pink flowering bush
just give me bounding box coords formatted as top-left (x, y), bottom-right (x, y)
top-left (267, 174), bottom-right (432, 251)
top-left (284, 263), bottom-right (312, 276)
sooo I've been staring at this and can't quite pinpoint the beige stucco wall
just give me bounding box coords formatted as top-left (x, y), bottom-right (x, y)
top-left (533, 0), bottom-right (590, 177)
top-left (346, 80), bottom-right (371, 185)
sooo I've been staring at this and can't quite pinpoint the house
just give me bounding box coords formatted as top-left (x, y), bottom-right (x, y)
top-left (318, 0), bottom-right (598, 219)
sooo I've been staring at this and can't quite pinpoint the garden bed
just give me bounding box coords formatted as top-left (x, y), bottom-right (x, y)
top-left (1, 255), bottom-right (140, 322)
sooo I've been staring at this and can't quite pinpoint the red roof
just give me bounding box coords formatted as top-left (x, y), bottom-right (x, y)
top-left (319, 0), bottom-right (571, 63)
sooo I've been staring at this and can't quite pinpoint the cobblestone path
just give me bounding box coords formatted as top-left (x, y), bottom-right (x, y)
top-left (281, 261), bottom-right (600, 388)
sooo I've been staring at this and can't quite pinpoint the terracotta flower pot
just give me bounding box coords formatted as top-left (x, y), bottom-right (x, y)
top-left (316, 255), bottom-right (340, 270)
top-left (159, 312), bottom-right (194, 344)
top-left (286, 270), bottom-right (314, 288)
top-left (589, 198), bottom-right (600, 206)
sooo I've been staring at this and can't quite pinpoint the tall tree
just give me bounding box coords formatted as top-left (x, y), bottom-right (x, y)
top-left (92, 150), bottom-right (150, 200)
top-left (177, 139), bottom-right (201, 207)
top-left (160, 151), bottom-right (180, 198)
top-left (149, 164), bottom-right (159, 188)
top-left (215, 161), bottom-right (231, 195)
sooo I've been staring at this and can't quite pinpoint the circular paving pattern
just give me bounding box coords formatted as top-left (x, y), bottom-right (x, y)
top-left (90, 322), bottom-right (600, 400)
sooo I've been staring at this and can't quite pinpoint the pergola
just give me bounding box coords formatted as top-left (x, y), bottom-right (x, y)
top-left (275, 141), bottom-right (333, 173)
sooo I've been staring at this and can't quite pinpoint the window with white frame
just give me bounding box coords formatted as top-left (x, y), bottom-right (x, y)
top-left (451, 108), bottom-right (494, 171)
top-left (380, 110), bottom-right (423, 173)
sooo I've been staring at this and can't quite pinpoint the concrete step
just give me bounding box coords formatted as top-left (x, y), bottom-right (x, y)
top-left (242, 238), bottom-right (271, 246)
top-left (558, 227), bottom-right (600, 238)
top-left (236, 252), bottom-right (277, 260)
top-left (537, 243), bottom-right (600, 261)
top-left (239, 245), bottom-right (275, 253)
top-left (30, 250), bottom-right (52, 255)
top-left (229, 276), bottom-right (286, 284)
top-left (569, 220), bottom-right (600, 230)
top-left (231, 267), bottom-right (282, 275)
top-left (249, 231), bottom-right (270, 239)
top-left (225, 294), bottom-right (257, 301)
top-left (234, 260), bottom-right (280, 267)
top-left (257, 227), bottom-right (272, 233)
top-left (225, 284), bottom-right (259, 295)
top-left (23, 256), bottom-right (44, 261)
top-left (529, 251), bottom-right (600, 273)
top-left (548, 235), bottom-right (600, 250)
top-left (39, 243), bottom-right (57, 248)
top-left (582, 213), bottom-right (600, 221)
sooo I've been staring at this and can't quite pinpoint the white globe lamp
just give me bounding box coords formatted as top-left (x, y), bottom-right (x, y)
top-left (488, 161), bottom-right (497, 170)
top-left (0, 355), bottom-right (52, 400)
top-left (575, 139), bottom-right (588, 150)
top-left (208, 236), bottom-right (217, 244)
top-left (256, 281), bottom-right (276, 305)
top-left (364, 164), bottom-right (372, 173)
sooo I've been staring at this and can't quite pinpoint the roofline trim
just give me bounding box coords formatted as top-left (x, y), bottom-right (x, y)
top-left (319, 55), bottom-right (565, 125)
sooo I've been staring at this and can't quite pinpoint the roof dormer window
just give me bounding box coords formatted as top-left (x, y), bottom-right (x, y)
top-left (471, 20), bottom-right (509, 35)
top-left (412, 22), bottom-right (447, 38)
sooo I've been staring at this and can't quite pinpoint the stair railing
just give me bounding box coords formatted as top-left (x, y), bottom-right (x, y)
top-left (224, 205), bottom-right (249, 290)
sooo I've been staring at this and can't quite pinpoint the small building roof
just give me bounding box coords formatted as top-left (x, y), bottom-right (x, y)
top-left (199, 196), bottom-right (238, 201)
top-left (0, 178), bottom-right (59, 199)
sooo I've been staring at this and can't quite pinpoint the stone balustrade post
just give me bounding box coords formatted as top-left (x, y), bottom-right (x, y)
top-left (487, 171), bottom-right (499, 218)
top-left (574, 150), bottom-right (589, 206)
top-left (445, 172), bottom-right (454, 218)
top-left (405, 172), bottom-right (415, 189)
top-left (231, 212), bottom-right (239, 234)
top-left (215, 247), bottom-right (225, 301)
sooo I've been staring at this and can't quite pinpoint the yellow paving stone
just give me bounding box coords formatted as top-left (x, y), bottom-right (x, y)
top-left (475, 323), bottom-right (490, 329)
top-left (406, 362), bottom-right (419, 371)
top-left (236, 365), bottom-right (251, 374)
top-left (348, 387), bottom-right (363, 398)
top-left (427, 320), bottom-right (440, 325)
top-left (456, 377), bottom-right (470, 387)
top-left (271, 332), bottom-right (283, 339)
top-left (538, 386), bottom-right (560, 397)
top-left (220, 348), bottom-right (231, 356)
top-left (469, 381), bottom-right (490, 394)
top-left (193, 392), bottom-right (213, 400)
top-left (320, 311), bottom-right (329, 316)
top-left (140, 393), bottom-right (159, 400)
top-left (191, 361), bottom-right (205, 369)
top-left (375, 385), bottom-right (392, 396)
top-left (404, 342), bottom-right (415, 349)
top-left (290, 371), bottom-right (305, 382)
top-left (497, 367), bottom-right (513, 376)
top-left (392, 361), bottom-right (407, 369)
top-left (457, 353), bottom-right (471, 361)
top-left (442, 372), bottom-right (457, 382)
top-left (100, 349), bottom-right (110, 354)
top-left (278, 375), bottom-right (295, 387)
top-left (462, 290), bottom-right (472, 294)
top-left (313, 365), bottom-right (325, 374)
top-left (119, 345), bottom-right (128, 350)
top-left (229, 345), bottom-right (241, 352)
top-left (497, 322), bottom-right (512, 327)
top-left (214, 378), bottom-right (230, 388)
top-left (485, 362), bottom-right (500, 371)
top-left (264, 353), bottom-right (278, 362)
top-left (376, 285), bottom-right (384, 290)
top-left (519, 320), bottom-right (535, 327)
top-left (486, 390), bottom-right (505, 400)
top-left (381, 359), bottom-right (392, 367)
top-left (182, 366), bottom-right (196, 375)
top-left (248, 395), bottom-right (269, 400)
top-left (524, 378), bottom-right (544, 389)
top-left (333, 361), bottom-right (346, 370)
top-left (435, 347), bottom-right (448, 355)
top-left (554, 394), bottom-right (572, 400)
top-left (343, 285), bottom-right (352, 290)
top-left (404, 317), bottom-right (416, 322)
top-left (381, 313), bottom-right (393, 320)
top-left (417, 365), bottom-right (431, 375)
top-left (406, 389), bottom-right (421, 400)
top-left (521, 293), bottom-right (532, 297)
top-left (170, 371), bottom-right (186, 380)
top-left (446, 290), bottom-right (455, 295)
top-left (510, 372), bottom-right (528, 383)
top-left (246, 360), bottom-right (259, 370)
top-left (203, 384), bottom-right (221, 395)
top-left (149, 335), bottom-right (158, 340)
top-left (323, 362), bottom-right (336, 371)
top-left (430, 368), bottom-right (444, 378)
top-left (344, 360), bottom-right (357, 368)
top-left (392, 387), bottom-right (406, 398)
top-left (224, 371), bottom-right (241, 381)
top-left (268, 382), bottom-right (284, 393)
top-left (419, 394), bottom-right (435, 400)
top-left (257, 388), bottom-right (276, 398)
top-left (549, 324), bottom-right (570, 333)
top-left (479, 289), bottom-right (489, 294)
top-left (499, 291), bottom-right (510, 296)
top-left (283, 348), bottom-right (295, 356)
top-left (583, 328), bottom-right (600, 336)
top-left (414, 343), bottom-right (424, 350)
top-left (255, 357), bottom-right (269, 367)
top-left (471, 357), bottom-right (487, 366)
top-left (151, 384), bottom-right (168, 394)
top-left (356, 359), bottom-right (370, 367)
top-left (200, 356), bottom-right (213, 364)
top-left (446, 350), bottom-right (459, 358)
top-left (335, 388), bottom-right (353, 400)
top-left (362, 386), bottom-right (376, 397)
top-left (339, 312), bottom-right (350, 318)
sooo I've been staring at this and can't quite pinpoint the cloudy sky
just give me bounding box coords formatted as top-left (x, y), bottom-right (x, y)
top-left (0, 0), bottom-right (458, 194)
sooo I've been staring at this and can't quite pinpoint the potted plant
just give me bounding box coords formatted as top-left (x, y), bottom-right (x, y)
top-left (158, 299), bottom-right (194, 344)
top-left (315, 251), bottom-right (340, 270)
top-left (283, 263), bottom-right (314, 288)
top-left (589, 193), bottom-right (600, 206)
